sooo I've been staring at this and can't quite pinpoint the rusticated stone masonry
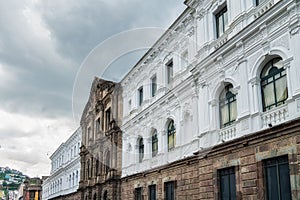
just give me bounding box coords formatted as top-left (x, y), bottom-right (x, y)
top-left (121, 118), bottom-right (300, 200)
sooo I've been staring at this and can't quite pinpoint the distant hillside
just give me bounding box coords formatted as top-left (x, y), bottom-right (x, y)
top-left (0, 166), bottom-right (28, 191)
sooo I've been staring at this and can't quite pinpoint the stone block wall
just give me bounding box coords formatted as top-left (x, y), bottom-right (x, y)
top-left (121, 119), bottom-right (300, 200)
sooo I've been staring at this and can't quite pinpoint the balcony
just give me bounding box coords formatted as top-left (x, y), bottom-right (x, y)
top-left (261, 104), bottom-right (288, 128)
top-left (219, 124), bottom-right (236, 142)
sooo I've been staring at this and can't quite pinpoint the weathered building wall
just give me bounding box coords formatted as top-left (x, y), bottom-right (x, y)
top-left (49, 191), bottom-right (81, 200)
top-left (121, 119), bottom-right (300, 200)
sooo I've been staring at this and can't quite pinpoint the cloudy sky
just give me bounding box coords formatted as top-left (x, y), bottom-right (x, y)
top-left (0, 0), bottom-right (185, 177)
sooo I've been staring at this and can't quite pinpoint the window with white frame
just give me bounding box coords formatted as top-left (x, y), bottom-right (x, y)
top-left (151, 75), bottom-right (157, 97)
top-left (138, 87), bottom-right (143, 106)
top-left (256, 0), bottom-right (266, 6)
top-left (152, 130), bottom-right (158, 157)
top-left (219, 84), bottom-right (237, 128)
top-left (215, 6), bottom-right (228, 38)
top-left (166, 60), bottom-right (173, 84)
top-left (138, 137), bottom-right (144, 163)
top-left (167, 120), bottom-right (176, 151)
top-left (260, 57), bottom-right (287, 111)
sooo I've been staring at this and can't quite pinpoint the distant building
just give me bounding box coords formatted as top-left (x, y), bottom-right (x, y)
top-left (21, 178), bottom-right (42, 200)
top-left (17, 183), bottom-right (25, 200)
top-left (42, 128), bottom-right (81, 200)
top-left (79, 78), bottom-right (123, 200)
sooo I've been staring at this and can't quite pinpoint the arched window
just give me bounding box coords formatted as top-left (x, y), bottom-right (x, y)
top-left (167, 120), bottom-right (176, 151)
top-left (152, 131), bottom-right (158, 157)
top-left (72, 172), bottom-right (75, 186)
top-left (138, 137), bottom-right (144, 163)
top-left (105, 151), bottom-right (110, 174)
top-left (60, 178), bottom-right (62, 191)
top-left (103, 191), bottom-right (108, 200)
top-left (76, 171), bottom-right (79, 184)
top-left (219, 84), bottom-right (237, 128)
top-left (260, 57), bottom-right (287, 111)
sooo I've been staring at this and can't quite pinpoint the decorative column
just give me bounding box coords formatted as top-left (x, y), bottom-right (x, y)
top-left (236, 54), bottom-right (250, 118)
top-left (289, 2), bottom-right (300, 95)
top-left (249, 77), bottom-right (260, 114)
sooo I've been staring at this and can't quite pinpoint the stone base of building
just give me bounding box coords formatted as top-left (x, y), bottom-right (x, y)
top-left (79, 180), bottom-right (121, 200)
top-left (49, 191), bottom-right (82, 200)
top-left (121, 118), bottom-right (300, 200)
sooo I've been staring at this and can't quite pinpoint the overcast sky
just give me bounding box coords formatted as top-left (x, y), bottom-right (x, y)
top-left (0, 0), bottom-right (185, 177)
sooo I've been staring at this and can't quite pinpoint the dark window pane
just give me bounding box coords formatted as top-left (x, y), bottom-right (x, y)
top-left (135, 188), bottom-right (142, 200)
top-left (215, 7), bottom-right (228, 38)
top-left (167, 60), bottom-right (173, 84)
top-left (264, 155), bottom-right (291, 200)
top-left (279, 163), bottom-right (292, 200)
top-left (219, 85), bottom-right (236, 128)
top-left (167, 120), bottom-right (176, 151)
top-left (165, 182), bottom-right (175, 200)
top-left (152, 132), bottom-right (158, 157)
top-left (139, 138), bottom-right (144, 163)
top-left (139, 87), bottom-right (143, 106)
top-left (151, 76), bottom-right (157, 97)
top-left (219, 167), bottom-right (236, 200)
top-left (260, 58), bottom-right (287, 111)
top-left (149, 185), bottom-right (156, 200)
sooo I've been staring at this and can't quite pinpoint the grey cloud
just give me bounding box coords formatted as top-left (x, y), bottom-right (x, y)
top-left (37, 0), bottom-right (185, 62)
top-left (0, 0), bottom-right (185, 177)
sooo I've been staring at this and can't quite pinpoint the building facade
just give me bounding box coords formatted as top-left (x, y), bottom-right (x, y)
top-left (22, 178), bottom-right (42, 200)
top-left (42, 128), bottom-right (82, 200)
top-left (119, 0), bottom-right (300, 199)
top-left (79, 78), bottom-right (123, 200)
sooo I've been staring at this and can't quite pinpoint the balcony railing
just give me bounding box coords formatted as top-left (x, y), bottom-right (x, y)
top-left (261, 105), bottom-right (288, 128)
top-left (219, 124), bottom-right (236, 142)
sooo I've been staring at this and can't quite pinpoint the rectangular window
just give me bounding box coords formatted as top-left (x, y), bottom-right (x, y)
top-left (105, 108), bottom-right (111, 130)
top-left (135, 187), bottom-right (142, 200)
top-left (219, 167), bottom-right (236, 200)
top-left (263, 155), bottom-right (292, 200)
top-left (149, 185), bottom-right (156, 200)
top-left (96, 118), bottom-right (101, 132)
top-left (165, 181), bottom-right (175, 200)
top-left (138, 87), bottom-right (143, 106)
top-left (215, 6), bottom-right (228, 38)
top-left (166, 60), bottom-right (173, 84)
top-left (151, 75), bottom-right (157, 97)
top-left (152, 133), bottom-right (158, 157)
top-left (256, 0), bottom-right (266, 6)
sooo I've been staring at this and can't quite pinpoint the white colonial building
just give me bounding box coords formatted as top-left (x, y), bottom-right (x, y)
top-left (121, 0), bottom-right (300, 178)
top-left (42, 128), bottom-right (82, 200)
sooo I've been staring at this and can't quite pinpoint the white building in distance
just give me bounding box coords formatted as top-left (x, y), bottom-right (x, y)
top-left (42, 128), bottom-right (81, 200)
